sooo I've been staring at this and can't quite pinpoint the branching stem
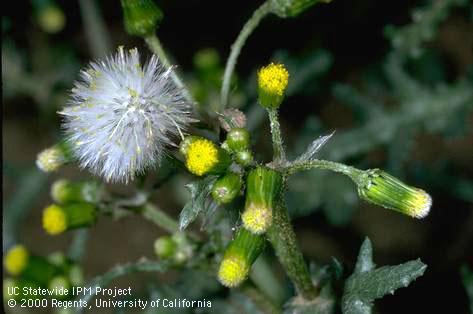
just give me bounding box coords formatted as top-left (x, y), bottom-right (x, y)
top-left (220, 1), bottom-right (272, 110)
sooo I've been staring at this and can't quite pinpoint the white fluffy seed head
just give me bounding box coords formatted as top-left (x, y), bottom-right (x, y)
top-left (59, 47), bottom-right (193, 183)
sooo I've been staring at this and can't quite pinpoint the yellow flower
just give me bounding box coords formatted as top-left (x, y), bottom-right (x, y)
top-left (4, 245), bottom-right (29, 276)
top-left (242, 203), bottom-right (273, 234)
top-left (218, 254), bottom-right (249, 288)
top-left (42, 205), bottom-right (67, 235)
top-left (257, 63), bottom-right (289, 109)
top-left (185, 138), bottom-right (219, 176)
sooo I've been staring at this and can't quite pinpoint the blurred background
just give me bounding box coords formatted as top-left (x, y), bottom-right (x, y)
top-left (3, 0), bottom-right (473, 313)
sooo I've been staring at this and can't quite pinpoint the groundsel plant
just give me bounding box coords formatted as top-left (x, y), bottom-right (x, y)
top-left (23, 0), bottom-right (442, 313)
top-left (59, 47), bottom-right (193, 183)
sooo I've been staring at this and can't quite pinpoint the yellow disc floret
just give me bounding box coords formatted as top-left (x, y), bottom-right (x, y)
top-left (185, 138), bottom-right (219, 176)
top-left (42, 205), bottom-right (67, 235)
top-left (242, 203), bottom-right (273, 234)
top-left (218, 254), bottom-right (250, 288)
top-left (4, 245), bottom-right (29, 276)
top-left (258, 63), bottom-right (289, 96)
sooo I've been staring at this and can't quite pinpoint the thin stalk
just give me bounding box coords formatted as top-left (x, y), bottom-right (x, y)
top-left (145, 34), bottom-right (193, 103)
top-left (267, 202), bottom-right (318, 300)
top-left (79, 0), bottom-right (112, 58)
top-left (250, 256), bottom-right (287, 305)
top-left (268, 108), bottom-right (286, 163)
top-left (220, 1), bottom-right (272, 110)
top-left (285, 159), bottom-right (364, 183)
top-left (141, 203), bottom-right (179, 234)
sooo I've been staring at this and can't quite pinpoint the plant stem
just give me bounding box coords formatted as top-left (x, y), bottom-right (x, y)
top-left (141, 203), bottom-right (179, 234)
top-left (145, 34), bottom-right (193, 103)
top-left (286, 159), bottom-right (364, 183)
top-left (79, 0), bottom-right (112, 58)
top-left (267, 202), bottom-right (318, 300)
top-left (268, 108), bottom-right (286, 163)
top-left (220, 1), bottom-right (272, 110)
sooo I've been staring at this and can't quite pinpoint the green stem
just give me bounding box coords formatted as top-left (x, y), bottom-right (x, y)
top-left (220, 1), bottom-right (272, 110)
top-left (267, 202), bottom-right (318, 300)
top-left (286, 159), bottom-right (364, 183)
top-left (78, 0), bottom-right (112, 58)
top-left (268, 108), bottom-right (286, 163)
top-left (145, 34), bottom-right (193, 103)
top-left (141, 203), bottom-right (179, 234)
top-left (250, 256), bottom-right (287, 305)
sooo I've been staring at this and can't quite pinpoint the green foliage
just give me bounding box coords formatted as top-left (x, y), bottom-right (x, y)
top-left (342, 238), bottom-right (427, 314)
top-left (179, 176), bottom-right (218, 230)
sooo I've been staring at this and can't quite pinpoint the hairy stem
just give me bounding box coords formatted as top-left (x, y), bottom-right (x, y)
top-left (267, 202), bottom-right (318, 300)
top-left (220, 1), bottom-right (272, 110)
top-left (286, 159), bottom-right (364, 183)
top-left (141, 203), bottom-right (179, 234)
top-left (145, 34), bottom-right (193, 103)
top-left (268, 108), bottom-right (286, 163)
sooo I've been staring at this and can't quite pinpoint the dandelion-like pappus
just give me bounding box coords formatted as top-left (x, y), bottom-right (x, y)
top-left (59, 47), bottom-right (193, 183)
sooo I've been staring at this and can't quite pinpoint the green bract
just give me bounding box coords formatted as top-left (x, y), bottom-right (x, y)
top-left (242, 167), bottom-right (283, 234)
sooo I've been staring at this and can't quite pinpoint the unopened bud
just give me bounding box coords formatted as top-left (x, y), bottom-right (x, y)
top-left (357, 169), bottom-right (432, 218)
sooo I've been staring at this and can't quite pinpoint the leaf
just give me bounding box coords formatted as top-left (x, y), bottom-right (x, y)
top-left (342, 238), bottom-right (427, 314)
top-left (295, 131), bottom-right (335, 163)
top-left (179, 175), bottom-right (218, 230)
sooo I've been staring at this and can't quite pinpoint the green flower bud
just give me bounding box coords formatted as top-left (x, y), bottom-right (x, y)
top-left (271, 0), bottom-right (332, 18)
top-left (51, 180), bottom-right (100, 204)
top-left (211, 173), bottom-right (242, 204)
top-left (218, 228), bottom-right (265, 288)
top-left (357, 169), bottom-right (432, 218)
top-left (42, 203), bottom-right (97, 235)
top-left (226, 128), bottom-right (250, 152)
top-left (47, 252), bottom-right (67, 268)
top-left (172, 233), bottom-right (194, 264)
top-left (121, 0), bottom-right (163, 37)
top-left (242, 167), bottom-right (283, 234)
top-left (154, 236), bottom-right (176, 259)
top-left (193, 48), bottom-right (220, 70)
top-left (37, 4), bottom-right (66, 34)
top-left (48, 276), bottom-right (70, 299)
top-left (185, 137), bottom-right (231, 176)
top-left (235, 150), bottom-right (254, 167)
